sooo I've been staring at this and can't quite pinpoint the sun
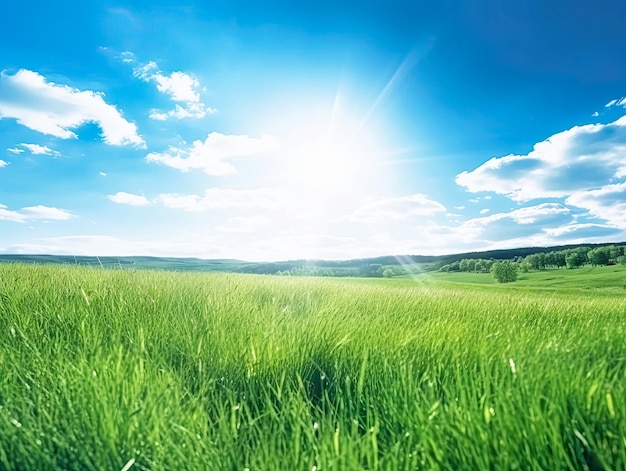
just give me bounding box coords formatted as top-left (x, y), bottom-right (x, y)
top-left (280, 95), bottom-right (387, 198)
top-left (289, 138), bottom-right (359, 193)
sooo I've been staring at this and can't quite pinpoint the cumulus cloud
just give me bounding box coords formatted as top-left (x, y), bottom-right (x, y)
top-left (107, 192), bottom-right (151, 206)
top-left (0, 203), bottom-right (73, 223)
top-left (566, 182), bottom-right (626, 228)
top-left (134, 61), bottom-right (216, 119)
top-left (7, 147), bottom-right (23, 154)
top-left (348, 194), bottom-right (446, 223)
top-left (432, 203), bottom-right (573, 247)
top-left (146, 132), bottom-right (280, 175)
top-left (456, 115), bottom-right (626, 201)
top-left (0, 70), bottom-right (144, 146)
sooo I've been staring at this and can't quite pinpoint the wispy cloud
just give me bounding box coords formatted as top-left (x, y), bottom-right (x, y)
top-left (214, 216), bottom-right (270, 233)
top-left (605, 97), bottom-right (626, 108)
top-left (7, 147), bottom-right (24, 154)
top-left (146, 132), bottom-right (280, 175)
top-left (158, 188), bottom-right (281, 211)
top-left (0, 203), bottom-right (73, 223)
top-left (107, 192), bottom-right (151, 206)
top-left (348, 194), bottom-right (445, 223)
top-left (12, 143), bottom-right (60, 156)
top-left (0, 160), bottom-right (8, 168)
top-left (0, 70), bottom-right (144, 147)
top-left (119, 51), bottom-right (136, 64)
top-left (133, 61), bottom-right (216, 120)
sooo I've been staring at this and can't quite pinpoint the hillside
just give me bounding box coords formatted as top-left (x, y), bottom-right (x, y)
top-left (0, 241), bottom-right (624, 275)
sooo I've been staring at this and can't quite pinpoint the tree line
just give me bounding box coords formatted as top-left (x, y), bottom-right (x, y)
top-left (439, 245), bottom-right (626, 283)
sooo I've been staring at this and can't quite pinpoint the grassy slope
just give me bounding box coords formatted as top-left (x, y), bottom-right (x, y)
top-left (0, 264), bottom-right (625, 470)
top-left (421, 264), bottom-right (626, 291)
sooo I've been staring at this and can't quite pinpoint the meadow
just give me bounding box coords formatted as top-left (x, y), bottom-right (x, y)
top-left (0, 263), bottom-right (625, 470)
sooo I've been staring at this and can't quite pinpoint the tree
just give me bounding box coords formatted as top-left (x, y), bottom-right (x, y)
top-left (382, 268), bottom-right (394, 278)
top-left (553, 251), bottom-right (567, 268)
top-left (544, 251), bottom-right (556, 268)
top-left (519, 261), bottom-right (530, 273)
top-left (588, 247), bottom-right (611, 266)
top-left (565, 248), bottom-right (588, 269)
top-left (490, 261), bottom-right (518, 283)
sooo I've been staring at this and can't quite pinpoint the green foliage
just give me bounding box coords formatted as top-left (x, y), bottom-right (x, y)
top-left (565, 247), bottom-right (590, 269)
top-left (588, 246), bottom-right (612, 266)
top-left (443, 258), bottom-right (493, 273)
top-left (490, 261), bottom-right (518, 283)
top-left (1, 264), bottom-right (626, 469)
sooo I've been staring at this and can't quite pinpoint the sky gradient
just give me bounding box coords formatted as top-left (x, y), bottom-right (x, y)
top-left (2, 0), bottom-right (626, 261)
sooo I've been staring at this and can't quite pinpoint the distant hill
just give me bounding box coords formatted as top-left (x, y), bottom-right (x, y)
top-left (0, 241), bottom-right (624, 275)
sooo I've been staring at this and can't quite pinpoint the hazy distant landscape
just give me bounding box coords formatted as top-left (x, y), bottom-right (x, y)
top-left (2, 241), bottom-right (624, 276)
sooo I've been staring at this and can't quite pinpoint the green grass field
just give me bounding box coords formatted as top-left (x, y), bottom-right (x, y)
top-left (1, 263), bottom-right (625, 470)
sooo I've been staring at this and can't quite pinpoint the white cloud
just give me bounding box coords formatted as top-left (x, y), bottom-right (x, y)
top-left (135, 62), bottom-right (199, 102)
top-left (149, 103), bottom-right (215, 120)
top-left (107, 192), bottom-right (151, 206)
top-left (0, 70), bottom-right (144, 147)
top-left (348, 194), bottom-right (445, 223)
top-left (543, 223), bottom-right (616, 238)
top-left (405, 203), bottom-right (575, 255)
top-left (158, 188), bottom-right (281, 212)
top-left (566, 182), bottom-right (626, 228)
top-left (16, 143), bottom-right (60, 156)
top-left (456, 116), bottom-right (626, 201)
top-left (592, 111), bottom-right (599, 117)
top-left (146, 132), bottom-right (280, 175)
top-left (0, 160), bottom-right (8, 168)
top-left (605, 97), bottom-right (626, 108)
top-left (134, 61), bottom-right (216, 120)
top-left (479, 208), bottom-right (490, 214)
top-left (99, 171), bottom-right (107, 176)
top-left (0, 203), bottom-right (73, 223)
top-left (20, 205), bottom-right (73, 220)
top-left (215, 216), bottom-right (270, 233)
top-left (7, 147), bottom-right (23, 154)
top-left (119, 51), bottom-right (136, 63)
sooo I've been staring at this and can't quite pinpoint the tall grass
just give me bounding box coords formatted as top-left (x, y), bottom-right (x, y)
top-left (0, 263), bottom-right (625, 470)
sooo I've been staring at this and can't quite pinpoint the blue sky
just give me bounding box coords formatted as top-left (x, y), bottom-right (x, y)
top-left (2, 0), bottom-right (626, 261)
